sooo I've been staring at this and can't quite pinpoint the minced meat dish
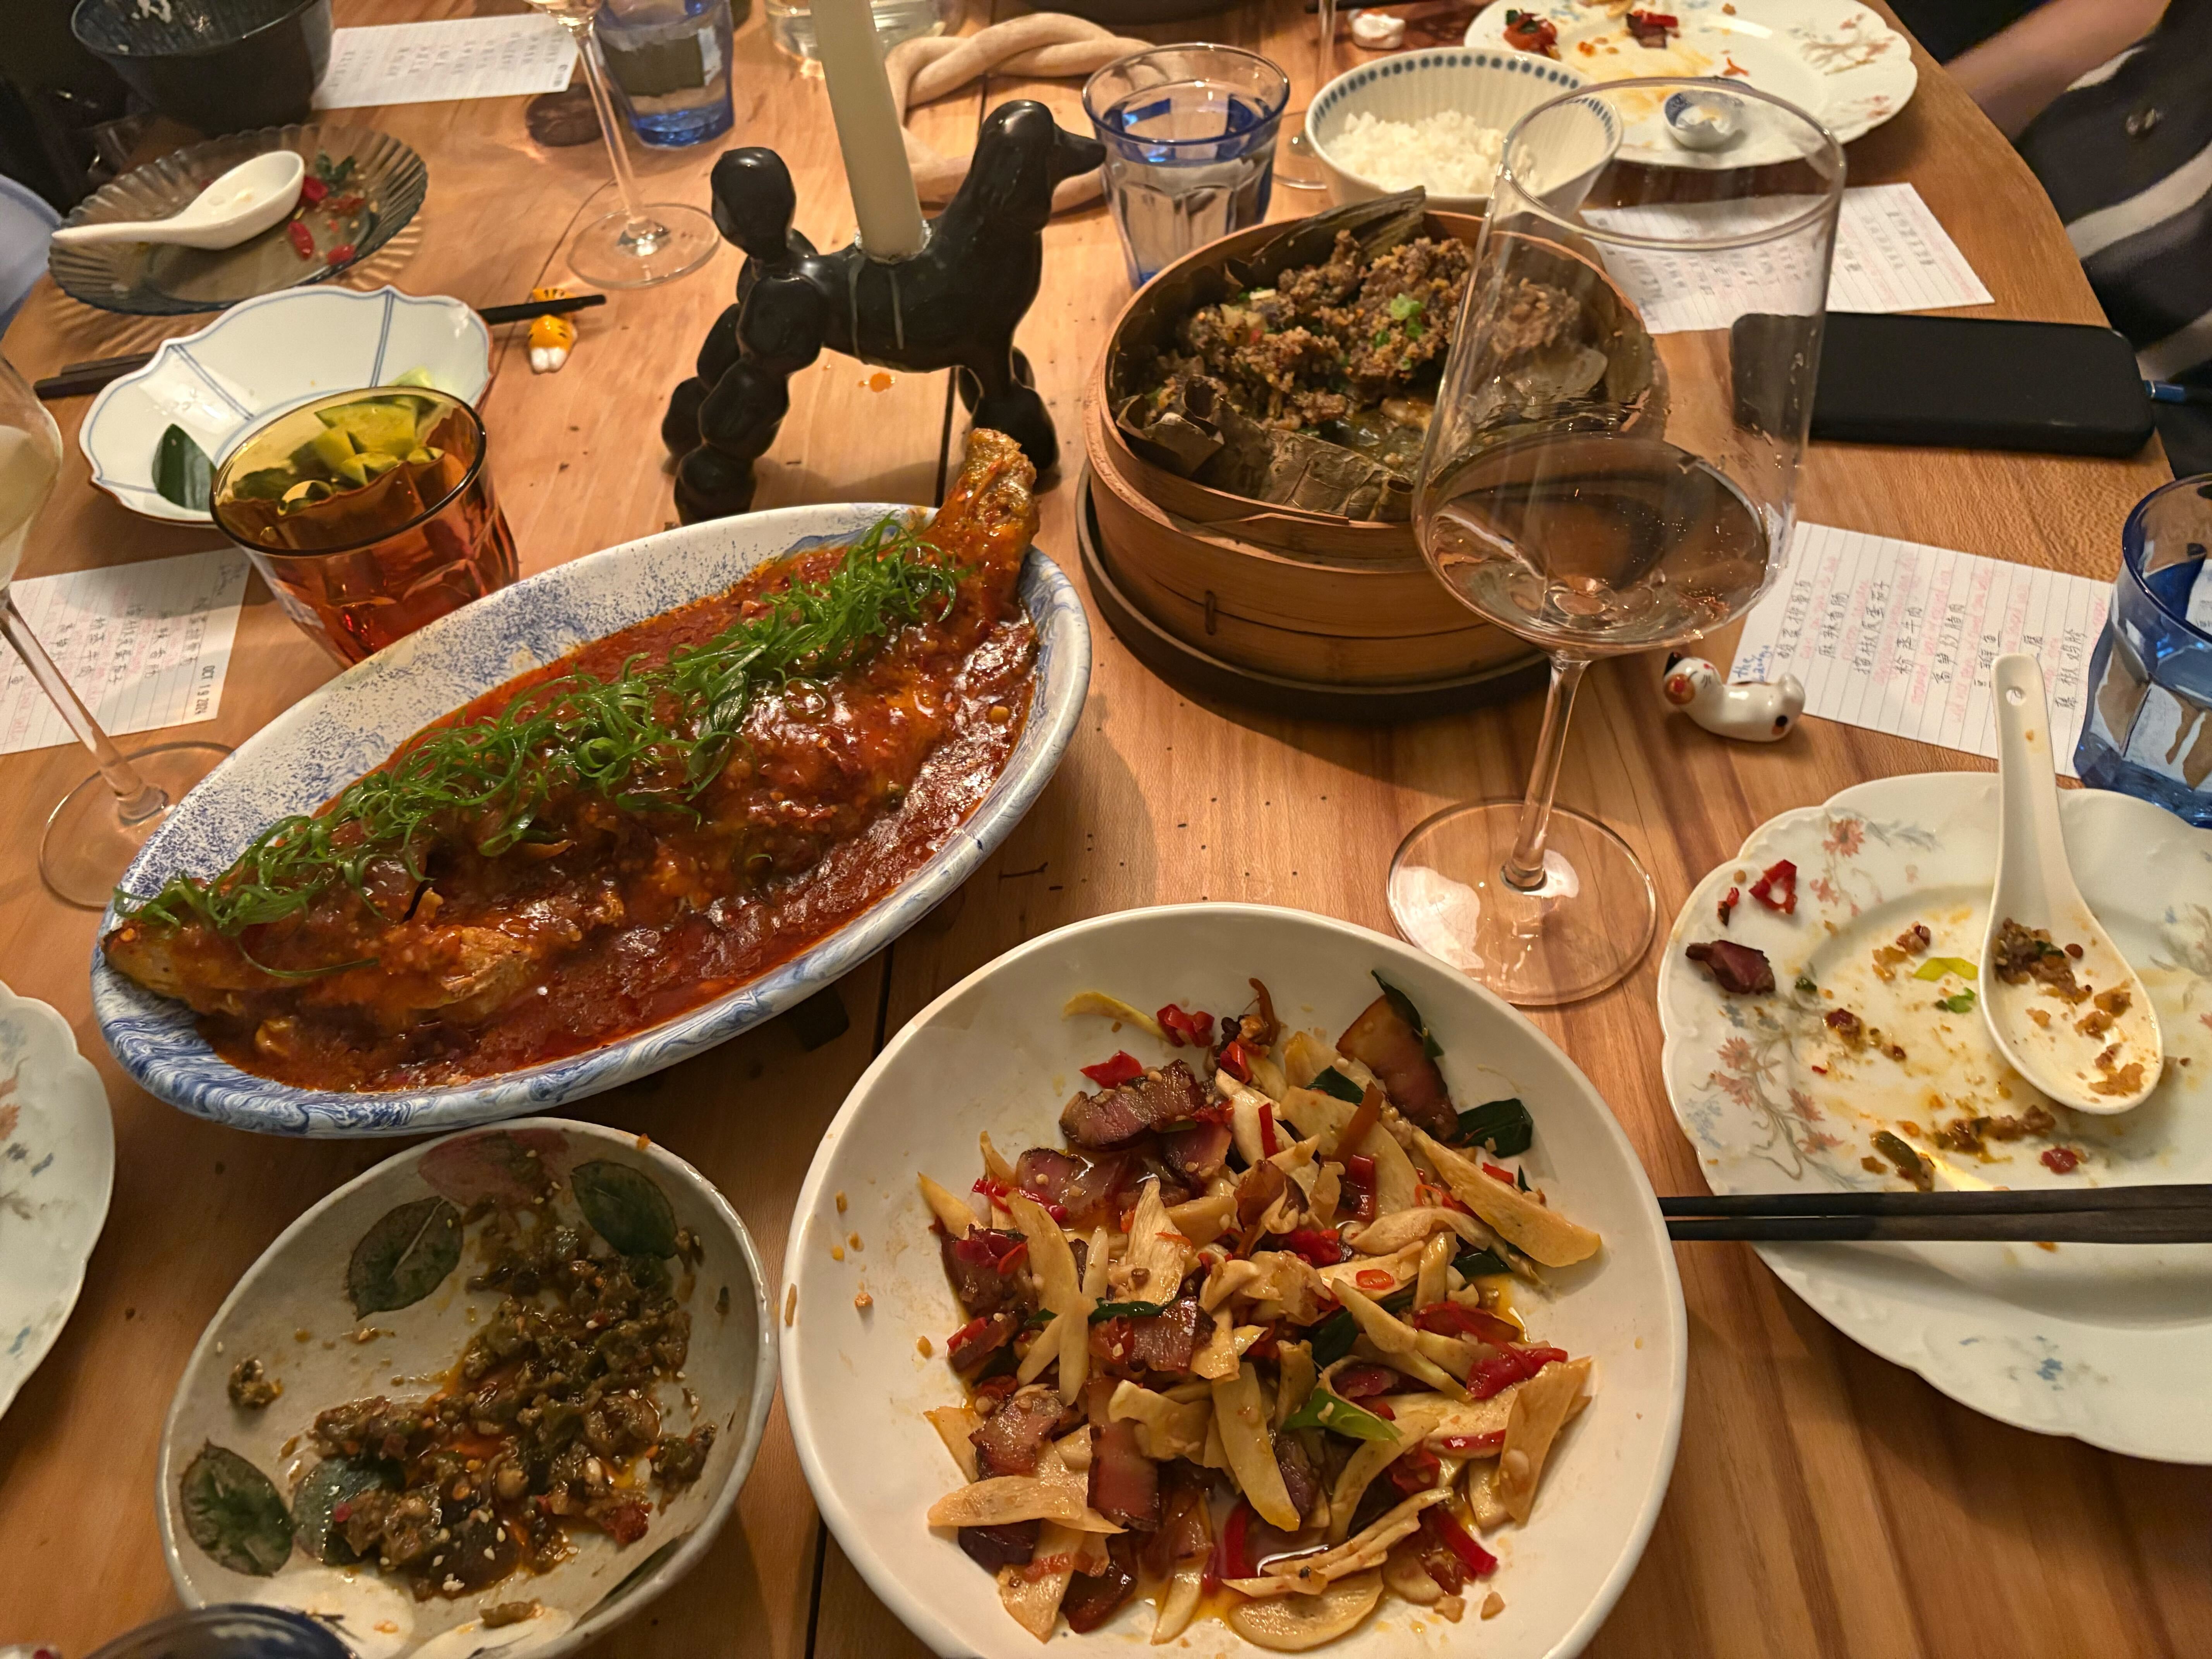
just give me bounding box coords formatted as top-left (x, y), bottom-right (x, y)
top-left (1147, 230), bottom-right (1472, 435)
top-left (304, 1209), bottom-right (715, 1600)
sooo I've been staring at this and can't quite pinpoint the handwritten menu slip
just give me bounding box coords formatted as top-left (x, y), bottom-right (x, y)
top-left (1729, 524), bottom-right (2112, 778)
top-left (1584, 184), bottom-right (1993, 336)
top-left (0, 551), bottom-right (250, 759)
top-left (314, 15), bottom-right (576, 111)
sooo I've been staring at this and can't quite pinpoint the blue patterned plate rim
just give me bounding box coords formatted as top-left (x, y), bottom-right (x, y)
top-left (91, 502), bottom-right (1092, 1137)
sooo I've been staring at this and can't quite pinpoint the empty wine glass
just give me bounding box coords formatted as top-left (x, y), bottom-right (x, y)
top-left (1389, 79), bottom-right (1844, 1005)
top-left (526, 0), bottom-right (720, 288)
top-left (0, 353), bottom-right (228, 909)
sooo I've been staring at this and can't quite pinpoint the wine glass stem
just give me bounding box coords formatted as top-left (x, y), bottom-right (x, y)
top-left (560, 15), bottom-right (661, 241)
top-left (2, 594), bottom-right (165, 824)
top-left (1317, 0), bottom-right (1336, 86)
top-left (1503, 653), bottom-right (1589, 891)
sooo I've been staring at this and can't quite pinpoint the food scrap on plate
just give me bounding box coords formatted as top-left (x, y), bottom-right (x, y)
top-left (916, 972), bottom-right (1599, 1647)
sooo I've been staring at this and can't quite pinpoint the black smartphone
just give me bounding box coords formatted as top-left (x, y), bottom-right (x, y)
top-left (1730, 312), bottom-right (2154, 456)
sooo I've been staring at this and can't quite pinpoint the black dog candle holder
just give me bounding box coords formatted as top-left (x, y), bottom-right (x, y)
top-left (662, 100), bottom-right (1106, 522)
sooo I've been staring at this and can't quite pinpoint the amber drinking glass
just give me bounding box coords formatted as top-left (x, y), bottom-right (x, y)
top-left (212, 388), bottom-right (519, 665)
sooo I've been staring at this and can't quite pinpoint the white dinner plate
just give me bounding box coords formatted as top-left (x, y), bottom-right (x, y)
top-left (785, 903), bottom-right (1687, 1659)
top-left (1657, 773), bottom-right (2212, 1461)
top-left (1467, 0), bottom-right (1917, 165)
top-left (0, 979), bottom-right (115, 1423)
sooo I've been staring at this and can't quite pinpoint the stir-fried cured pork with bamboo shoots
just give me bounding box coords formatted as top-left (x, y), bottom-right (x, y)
top-left (919, 972), bottom-right (1600, 1648)
top-left (104, 430), bottom-right (1040, 1091)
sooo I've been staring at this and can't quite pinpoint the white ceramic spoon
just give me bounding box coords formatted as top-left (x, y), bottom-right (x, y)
top-left (50, 152), bottom-right (306, 253)
top-left (1979, 652), bottom-right (2161, 1114)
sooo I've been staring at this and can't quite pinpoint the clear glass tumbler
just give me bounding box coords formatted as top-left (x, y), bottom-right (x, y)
top-left (2077, 473), bottom-right (2212, 825)
top-left (211, 388), bottom-right (519, 666)
top-left (598, 0), bottom-right (737, 148)
top-left (1084, 44), bottom-right (1290, 289)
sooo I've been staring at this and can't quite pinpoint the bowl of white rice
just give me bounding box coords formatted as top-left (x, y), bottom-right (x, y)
top-left (1306, 46), bottom-right (1589, 213)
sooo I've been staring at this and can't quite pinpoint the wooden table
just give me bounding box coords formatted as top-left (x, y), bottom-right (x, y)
top-left (2, 2), bottom-right (2205, 1654)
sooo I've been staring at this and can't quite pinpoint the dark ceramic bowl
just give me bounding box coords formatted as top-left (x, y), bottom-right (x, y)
top-left (71, 0), bottom-right (334, 136)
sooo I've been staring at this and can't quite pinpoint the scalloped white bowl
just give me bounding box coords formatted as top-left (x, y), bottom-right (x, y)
top-left (79, 285), bottom-right (490, 526)
top-left (92, 503), bottom-right (1091, 1136)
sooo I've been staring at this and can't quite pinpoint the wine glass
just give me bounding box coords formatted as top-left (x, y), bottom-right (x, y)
top-left (0, 354), bottom-right (228, 909)
top-left (1275, 0), bottom-right (1339, 191)
top-left (1389, 80), bottom-right (1845, 1005)
top-left (527, 0), bottom-right (720, 289)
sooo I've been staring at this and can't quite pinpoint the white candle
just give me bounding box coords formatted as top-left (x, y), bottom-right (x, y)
top-left (811, 0), bottom-right (927, 261)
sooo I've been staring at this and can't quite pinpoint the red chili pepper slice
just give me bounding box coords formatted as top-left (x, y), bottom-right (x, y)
top-left (1413, 1302), bottom-right (1523, 1345)
top-left (1749, 858), bottom-right (1798, 914)
top-left (327, 243), bottom-right (356, 265)
top-left (299, 175), bottom-right (328, 205)
top-left (1258, 1101), bottom-right (1280, 1158)
top-left (1434, 1430), bottom-right (1505, 1455)
top-left (286, 220), bottom-right (316, 260)
top-left (1156, 1004), bottom-right (1216, 1048)
top-left (1718, 886), bottom-right (1740, 926)
top-left (1482, 1161), bottom-right (1518, 1186)
top-left (1276, 1227), bottom-right (1345, 1266)
top-left (945, 1313), bottom-right (992, 1357)
top-left (1467, 1344), bottom-right (1568, 1400)
top-left (972, 1176), bottom-right (1010, 1200)
top-left (1081, 1050), bottom-right (1145, 1087)
top-left (2041, 1145), bottom-right (2080, 1174)
top-left (1205, 1499), bottom-right (1254, 1590)
top-left (1217, 1038), bottom-right (1252, 1084)
top-left (1388, 1444), bottom-right (1443, 1494)
top-left (1355, 1267), bottom-right (1396, 1292)
top-left (1422, 1506), bottom-right (1498, 1578)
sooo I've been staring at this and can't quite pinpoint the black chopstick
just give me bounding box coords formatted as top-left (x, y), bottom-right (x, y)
top-left (1661, 1184), bottom-right (2212, 1216)
top-left (32, 292), bottom-right (606, 399)
top-left (1662, 1183), bottom-right (2212, 1243)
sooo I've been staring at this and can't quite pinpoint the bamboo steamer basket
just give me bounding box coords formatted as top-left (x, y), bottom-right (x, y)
top-left (1085, 211), bottom-right (1541, 689)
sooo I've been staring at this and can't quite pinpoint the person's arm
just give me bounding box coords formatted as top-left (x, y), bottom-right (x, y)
top-left (1947, 0), bottom-right (2170, 138)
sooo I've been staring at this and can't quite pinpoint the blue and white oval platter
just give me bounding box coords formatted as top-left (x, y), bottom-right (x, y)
top-left (93, 502), bottom-right (1091, 1137)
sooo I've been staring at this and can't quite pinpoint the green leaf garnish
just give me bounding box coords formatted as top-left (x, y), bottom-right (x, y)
top-left (1795, 975), bottom-right (1818, 994)
top-left (1281, 1387), bottom-right (1400, 1443)
top-left (572, 1159), bottom-right (678, 1258)
top-left (1451, 1244), bottom-right (1511, 1279)
top-left (113, 517), bottom-right (959, 938)
top-left (1089, 1299), bottom-right (1170, 1322)
top-left (1455, 1097), bottom-right (1532, 1157)
top-left (1311, 1307), bottom-right (1359, 1367)
top-left (180, 1444), bottom-right (292, 1576)
top-left (1938, 989), bottom-right (1977, 1014)
top-left (346, 1195), bottom-right (461, 1316)
top-left (1387, 294), bottom-right (1425, 321)
top-left (1913, 957), bottom-right (1979, 982)
top-left (154, 424), bottom-right (212, 511)
top-left (1310, 1067), bottom-right (1365, 1104)
top-left (1372, 971), bottom-right (1443, 1059)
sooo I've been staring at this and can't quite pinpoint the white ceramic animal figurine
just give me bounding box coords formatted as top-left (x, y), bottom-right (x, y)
top-left (1661, 654), bottom-right (1805, 742)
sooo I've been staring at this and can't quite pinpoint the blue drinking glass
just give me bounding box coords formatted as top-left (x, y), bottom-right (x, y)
top-left (597, 0), bottom-right (737, 149)
top-left (85, 1606), bottom-right (354, 1659)
top-left (2077, 473), bottom-right (2212, 826)
top-left (1083, 44), bottom-right (1291, 290)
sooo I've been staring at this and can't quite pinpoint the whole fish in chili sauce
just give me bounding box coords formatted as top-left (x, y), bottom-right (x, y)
top-left (105, 430), bottom-right (1041, 1091)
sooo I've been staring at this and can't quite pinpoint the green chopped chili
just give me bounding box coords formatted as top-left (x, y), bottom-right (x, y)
top-left (1309, 1067), bottom-right (1365, 1104)
top-left (1280, 1387), bottom-right (1400, 1443)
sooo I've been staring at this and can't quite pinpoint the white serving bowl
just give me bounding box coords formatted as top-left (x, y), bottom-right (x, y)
top-left (784, 902), bottom-right (1686, 1659)
top-left (79, 284), bottom-right (490, 525)
top-left (158, 1118), bottom-right (775, 1657)
top-left (1305, 48), bottom-right (1591, 213)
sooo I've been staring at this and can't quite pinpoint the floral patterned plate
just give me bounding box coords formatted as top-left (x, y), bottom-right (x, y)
top-left (0, 979), bottom-right (114, 1423)
top-left (1658, 773), bottom-right (2212, 1462)
top-left (1468, 0), bottom-right (1917, 167)
top-left (157, 1118), bottom-right (775, 1657)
